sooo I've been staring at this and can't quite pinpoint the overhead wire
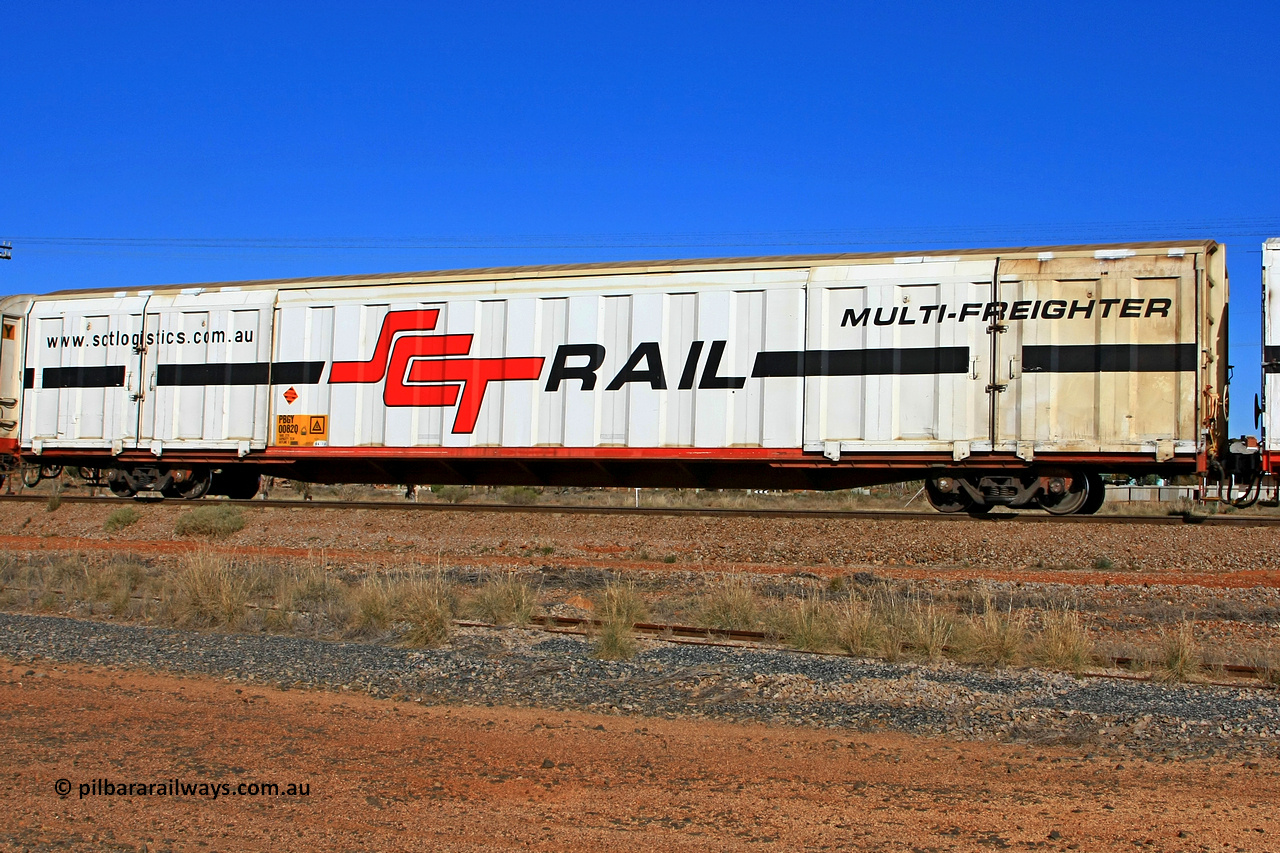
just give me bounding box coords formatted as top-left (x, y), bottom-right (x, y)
top-left (7, 217), bottom-right (1280, 255)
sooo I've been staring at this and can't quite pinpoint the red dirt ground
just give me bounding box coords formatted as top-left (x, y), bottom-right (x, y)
top-left (4, 659), bottom-right (1278, 852)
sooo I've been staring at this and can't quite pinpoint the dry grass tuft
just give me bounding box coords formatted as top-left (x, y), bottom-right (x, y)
top-left (597, 580), bottom-right (648, 625)
top-left (778, 596), bottom-right (836, 652)
top-left (399, 574), bottom-right (456, 648)
top-left (592, 581), bottom-right (648, 660)
top-left (83, 559), bottom-right (146, 616)
top-left (905, 604), bottom-right (955, 662)
top-left (167, 551), bottom-right (251, 629)
top-left (1249, 648), bottom-right (1280, 689)
top-left (1156, 621), bottom-right (1201, 683)
top-left (593, 617), bottom-right (636, 660)
top-left (470, 573), bottom-right (539, 626)
top-left (832, 588), bottom-right (957, 662)
top-left (833, 595), bottom-right (881, 657)
top-left (349, 577), bottom-right (396, 636)
top-left (956, 593), bottom-right (1026, 667)
top-left (278, 565), bottom-right (346, 610)
top-left (497, 486), bottom-right (540, 505)
top-left (860, 588), bottom-right (918, 661)
top-left (699, 576), bottom-right (761, 631)
top-left (1029, 607), bottom-right (1094, 674)
top-left (272, 564), bottom-right (350, 633)
top-left (0, 555), bottom-right (20, 588)
top-left (431, 485), bottom-right (471, 504)
top-left (103, 506), bottom-right (140, 533)
top-left (174, 504), bottom-right (245, 538)
top-left (48, 557), bottom-right (89, 599)
top-left (11, 541), bottom-right (1275, 687)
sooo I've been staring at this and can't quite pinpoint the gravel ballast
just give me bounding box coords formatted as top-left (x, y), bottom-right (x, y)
top-left (3, 612), bottom-right (1277, 759)
top-left (7, 499), bottom-right (1280, 576)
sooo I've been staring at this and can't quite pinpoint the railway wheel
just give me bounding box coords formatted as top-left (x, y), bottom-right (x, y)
top-left (1037, 472), bottom-right (1091, 515)
top-left (924, 477), bottom-right (973, 513)
top-left (226, 474), bottom-right (261, 500)
top-left (1079, 473), bottom-right (1106, 515)
top-left (162, 469), bottom-right (214, 500)
top-left (180, 470), bottom-right (214, 500)
top-left (211, 468), bottom-right (262, 500)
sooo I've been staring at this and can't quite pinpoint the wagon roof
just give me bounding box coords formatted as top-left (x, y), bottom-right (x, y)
top-left (37, 239), bottom-right (1218, 297)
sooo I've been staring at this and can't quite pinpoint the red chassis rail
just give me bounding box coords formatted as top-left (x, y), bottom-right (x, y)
top-left (21, 445), bottom-right (1200, 491)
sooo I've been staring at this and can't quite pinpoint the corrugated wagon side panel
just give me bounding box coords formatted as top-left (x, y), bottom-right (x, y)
top-left (760, 287), bottom-right (805, 448)
top-left (337, 302), bottom-right (389, 448)
top-left (271, 271), bottom-right (813, 452)
top-left (803, 260), bottom-right (995, 452)
top-left (663, 292), bottom-right (698, 446)
top-left (138, 291), bottom-right (275, 450)
top-left (600, 293), bottom-right (635, 446)
top-left (533, 297), bottom-right (568, 445)
top-left (500, 297), bottom-right (538, 448)
top-left (690, 289), bottom-right (732, 447)
top-left (272, 301), bottom-right (333, 436)
top-left (564, 294), bottom-right (602, 447)
top-left (727, 289), bottom-right (765, 447)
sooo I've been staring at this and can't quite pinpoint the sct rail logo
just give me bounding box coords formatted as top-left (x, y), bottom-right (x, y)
top-left (328, 309), bottom-right (544, 434)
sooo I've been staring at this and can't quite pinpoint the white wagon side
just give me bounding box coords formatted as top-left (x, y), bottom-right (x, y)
top-left (0, 241), bottom-right (1231, 512)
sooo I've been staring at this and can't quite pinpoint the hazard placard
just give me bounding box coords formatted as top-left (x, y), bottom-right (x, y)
top-left (275, 414), bottom-right (328, 446)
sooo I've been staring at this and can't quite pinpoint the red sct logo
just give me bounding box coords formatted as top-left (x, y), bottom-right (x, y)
top-left (328, 309), bottom-right (544, 434)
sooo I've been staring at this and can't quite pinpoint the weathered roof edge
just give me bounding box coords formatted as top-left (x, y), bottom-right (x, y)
top-left (37, 239), bottom-right (1219, 297)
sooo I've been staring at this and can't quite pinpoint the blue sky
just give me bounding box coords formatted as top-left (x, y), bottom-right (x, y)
top-left (2, 2), bottom-right (1276, 432)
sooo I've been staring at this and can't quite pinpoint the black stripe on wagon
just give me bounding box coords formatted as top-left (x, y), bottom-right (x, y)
top-left (1264, 345), bottom-right (1280, 373)
top-left (1022, 344), bottom-right (1197, 373)
top-left (752, 346), bottom-right (970, 378)
top-left (156, 361), bottom-right (325, 386)
top-left (41, 365), bottom-right (126, 388)
top-left (23, 368), bottom-right (34, 389)
top-left (270, 360), bottom-right (326, 385)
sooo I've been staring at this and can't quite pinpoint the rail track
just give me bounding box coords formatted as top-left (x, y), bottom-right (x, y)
top-left (471, 615), bottom-right (1276, 684)
top-left (3, 492), bottom-right (1279, 527)
top-left (2, 587), bottom-right (1268, 684)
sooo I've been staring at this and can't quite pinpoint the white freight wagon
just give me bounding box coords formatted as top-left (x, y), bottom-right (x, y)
top-left (0, 241), bottom-right (1231, 513)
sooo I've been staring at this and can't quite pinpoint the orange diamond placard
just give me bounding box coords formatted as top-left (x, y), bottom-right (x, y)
top-left (283, 387), bottom-right (298, 405)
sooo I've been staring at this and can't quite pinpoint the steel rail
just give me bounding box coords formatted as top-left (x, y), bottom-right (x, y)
top-left (2, 492), bottom-right (1279, 526)
top-left (502, 615), bottom-right (1275, 683)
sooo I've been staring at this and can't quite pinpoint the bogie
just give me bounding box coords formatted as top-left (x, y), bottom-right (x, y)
top-left (926, 469), bottom-right (1104, 515)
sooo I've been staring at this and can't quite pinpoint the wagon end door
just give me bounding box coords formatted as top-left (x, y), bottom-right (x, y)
top-left (0, 310), bottom-right (27, 448)
top-left (993, 250), bottom-right (1201, 462)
